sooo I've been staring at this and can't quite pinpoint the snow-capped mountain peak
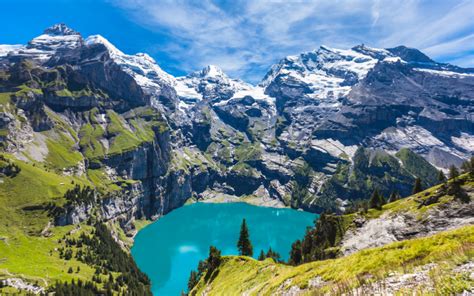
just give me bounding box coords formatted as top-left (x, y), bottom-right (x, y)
top-left (83, 34), bottom-right (176, 105)
top-left (1, 24), bottom-right (84, 61)
top-left (260, 45), bottom-right (379, 102)
top-left (188, 64), bottom-right (228, 80)
top-left (43, 23), bottom-right (80, 36)
top-left (175, 65), bottom-right (258, 109)
top-left (85, 34), bottom-right (174, 84)
top-left (201, 65), bottom-right (226, 78)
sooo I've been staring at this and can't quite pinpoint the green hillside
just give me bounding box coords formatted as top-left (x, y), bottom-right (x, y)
top-left (191, 225), bottom-right (473, 295)
top-left (190, 174), bottom-right (474, 295)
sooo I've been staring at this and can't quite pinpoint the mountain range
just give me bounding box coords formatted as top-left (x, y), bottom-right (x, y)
top-left (3, 24), bottom-right (473, 213)
top-left (0, 23), bottom-right (473, 294)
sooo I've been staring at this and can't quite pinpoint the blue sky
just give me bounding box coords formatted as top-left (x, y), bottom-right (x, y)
top-left (1, 0), bottom-right (473, 83)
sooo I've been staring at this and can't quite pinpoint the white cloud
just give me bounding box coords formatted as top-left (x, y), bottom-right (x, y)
top-left (424, 34), bottom-right (474, 58)
top-left (109, 0), bottom-right (474, 82)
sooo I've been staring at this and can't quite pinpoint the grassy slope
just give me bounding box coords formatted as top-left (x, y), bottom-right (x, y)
top-left (0, 156), bottom-right (89, 233)
top-left (192, 225), bottom-right (474, 295)
top-left (192, 175), bottom-right (474, 295)
top-left (364, 173), bottom-right (473, 220)
top-left (0, 107), bottom-right (164, 293)
top-left (0, 157), bottom-right (96, 288)
top-left (0, 156), bottom-right (149, 292)
top-left (0, 83), bottom-right (166, 292)
top-left (0, 68), bottom-right (164, 293)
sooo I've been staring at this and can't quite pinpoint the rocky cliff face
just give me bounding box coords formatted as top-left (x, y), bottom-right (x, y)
top-left (0, 25), bottom-right (182, 231)
top-left (1, 24), bottom-right (473, 226)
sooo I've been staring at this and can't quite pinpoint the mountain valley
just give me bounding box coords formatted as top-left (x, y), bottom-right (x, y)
top-left (0, 24), bottom-right (473, 295)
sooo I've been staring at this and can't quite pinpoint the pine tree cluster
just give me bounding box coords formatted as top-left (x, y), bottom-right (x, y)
top-left (258, 247), bottom-right (281, 262)
top-left (0, 155), bottom-right (21, 177)
top-left (369, 189), bottom-right (385, 210)
top-left (289, 214), bottom-right (344, 265)
top-left (187, 246), bottom-right (222, 294)
top-left (49, 280), bottom-right (99, 296)
top-left (63, 185), bottom-right (96, 205)
top-left (56, 223), bottom-right (151, 295)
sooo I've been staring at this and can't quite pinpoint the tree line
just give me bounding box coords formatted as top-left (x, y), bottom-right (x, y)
top-left (359, 157), bottom-right (473, 212)
top-left (54, 223), bottom-right (151, 295)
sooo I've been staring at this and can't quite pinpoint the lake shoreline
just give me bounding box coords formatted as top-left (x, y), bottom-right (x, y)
top-left (131, 202), bottom-right (318, 295)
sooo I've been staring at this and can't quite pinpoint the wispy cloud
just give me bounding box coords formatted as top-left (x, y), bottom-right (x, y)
top-left (109, 0), bottom-right (474, 82)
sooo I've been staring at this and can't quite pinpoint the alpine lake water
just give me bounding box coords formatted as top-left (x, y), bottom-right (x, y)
top-left (131, 202), bottom-right (318, 295)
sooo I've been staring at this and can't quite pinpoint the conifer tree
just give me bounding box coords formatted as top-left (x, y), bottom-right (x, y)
top-left (470, 156), bottom-right (474, 175)
top-left (207, 246), bottom-right (221, 274)
top-left (301, 227), bottom-right (314, 262)
top-left (460, 157), bottom-right (474, 175)
top-left (387, 191), bottom-right (398, 203)
top-left (258, 250), bottom-right (265, 261)
top-left (369, 189), bottom-right (382, 210)
top-left (449, 165), bottom-right (459, 180)
top-left (448, 180), bottom-right (470, 203)
top-left (461, 161), bottom-right (470, 174)
top-left (437, 170), bottom-right (446, 184)
top-left (289, 240), bottom-right (302, 265)
top-left (379, 193), bottom-right (386, 205)
top-left (237, 219), bottom-right (253, 257)
top-left (265, 247), bottom-right (273, 258)
top-left (265, 247), bottom-right (281, 262)
top-left (412, 177), bottom-right (423, 194)
top-left (187, 270), bottom-right (198, 292)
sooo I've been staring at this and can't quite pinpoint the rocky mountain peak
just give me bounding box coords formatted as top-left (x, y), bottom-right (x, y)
top-left (260, 44), bottom-right (379, 97)
top-left (175, 65), bottom-right (252, 105)
top-left (386, 45), bottom-right (434, 64)
top-left (191, 65), bottom-right (227, 79)
top-left (9, 24), bottom-right (84, 62)
top-left (43, 23), bottom-right (80, 36)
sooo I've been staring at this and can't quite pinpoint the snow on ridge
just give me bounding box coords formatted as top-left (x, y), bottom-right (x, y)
top-left (201, 65), bottom-right (225, 78)
top-left (85, 35), bottom-right (124, 56)
top-left (359, 45), bottom-right (391, 55)
top-left (8, 32), bottom-right (84, 62)
top-left (451, 133), bottom-right (474, 152)
top-left (213, 86), bottom-right (275, 107)
top-left (2, 24), bottom-right (83, 61)
top-left (85, 34), bottom-right (175, 88)
top-left (0, 44), bottom-right (23, 57)
top-left (413, 68), bottom-right (474, 78)
top-left (174, 80), bottom-right (203, 101)
top-left (383, 56), bottom-right (405, 63)
top-left (186, 64), bottom-right (239, 83)
top-left (312, 45), bottom-right (381, 76)
top-left (260, 45), bottom-right (381, 101)
top-left (179, 65), bottom-right (250, 93)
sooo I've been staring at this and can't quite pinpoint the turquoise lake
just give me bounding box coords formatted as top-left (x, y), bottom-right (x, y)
top-left (131, 202), bottom-right (317, 295)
